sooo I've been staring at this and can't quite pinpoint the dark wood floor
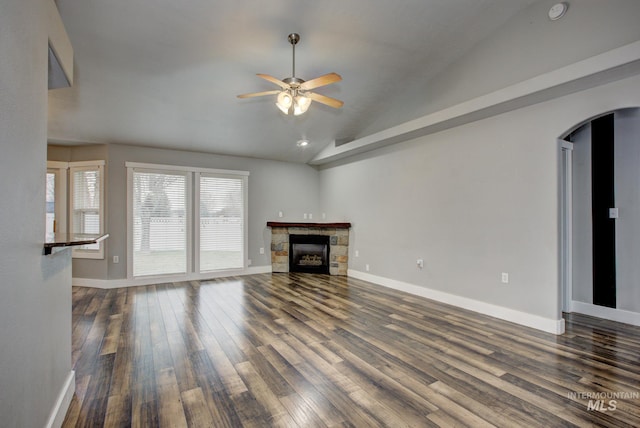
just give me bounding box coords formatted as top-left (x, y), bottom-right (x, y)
top-left (63, 273), bottom-right (640, 427)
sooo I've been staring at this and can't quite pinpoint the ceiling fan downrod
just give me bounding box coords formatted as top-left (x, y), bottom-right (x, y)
top-left (288, 33), bottom-right (300, 78)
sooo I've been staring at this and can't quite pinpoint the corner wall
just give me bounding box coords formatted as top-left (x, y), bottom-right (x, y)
top-left (0, 0), bottom-right (73, 426)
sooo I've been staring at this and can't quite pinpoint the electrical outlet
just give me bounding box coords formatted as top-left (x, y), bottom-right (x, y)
top-left (309, 213), bottom-right (313, 220)
top-left (259, 247), bottom-right (265, 255)
top-left (303, 213), bottom-right (308, 219)
top-left (365, 264), bottom-right (370, 272)
top-left (278, 211), bottom-right (283, 218)
top-left (501, 272), bottom-right (509, 284)
top-left (355, 250), bottom-right (359, 257)
top-left (113, 256), bottom-right (119, 264)
top-left (417, 259), bottom-right (424, 269)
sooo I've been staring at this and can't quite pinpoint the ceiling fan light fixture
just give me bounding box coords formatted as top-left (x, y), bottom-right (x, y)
top-left (293, 95), bottom-right (311, 116)
top-left (276, 91), bottom-right (293, 114)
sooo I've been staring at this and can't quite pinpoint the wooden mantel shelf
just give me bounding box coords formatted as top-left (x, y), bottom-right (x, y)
top-left (267, 222), bottom-right (351, 229)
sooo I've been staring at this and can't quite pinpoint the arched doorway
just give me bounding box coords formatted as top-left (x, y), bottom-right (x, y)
top-left (559, 107), bottom-right (640, 326)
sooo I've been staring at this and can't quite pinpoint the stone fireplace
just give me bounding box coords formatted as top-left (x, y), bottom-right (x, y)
top-left (267, 222), bottom-right (351, 275)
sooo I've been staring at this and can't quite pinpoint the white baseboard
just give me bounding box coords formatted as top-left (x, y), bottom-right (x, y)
top-left (570, 301), bottom-right (640, 327)
top-left (73, 265), bottom-right (272, 289)
top-left (45, 370), bottom-right (75, 428)
top-left (348, 270), bottom-right (565, 335)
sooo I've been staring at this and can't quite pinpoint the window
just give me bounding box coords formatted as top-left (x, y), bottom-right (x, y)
top-left (127, 162), bottom-right (248, 279)
top-left (46, 161), bottom-right (68, 241)
top-left (69, 161), bottom-right (105, 258)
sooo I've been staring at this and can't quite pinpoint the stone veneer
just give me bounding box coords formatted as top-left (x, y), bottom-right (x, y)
top-left (267, 222), bottom-right (351, 275)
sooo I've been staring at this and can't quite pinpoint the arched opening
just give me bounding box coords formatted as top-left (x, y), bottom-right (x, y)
top-left (559, 107), bottom-right (640, 326)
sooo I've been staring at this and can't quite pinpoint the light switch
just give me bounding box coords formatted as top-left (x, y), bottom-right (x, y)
top-left (609, 208), bottom-right (619, 219)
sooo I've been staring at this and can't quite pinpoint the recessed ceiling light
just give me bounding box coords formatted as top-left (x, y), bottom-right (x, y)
top-left (548, 2), bottom-right (568, 21)
top-left (297, 140), bottom-right (309, 147)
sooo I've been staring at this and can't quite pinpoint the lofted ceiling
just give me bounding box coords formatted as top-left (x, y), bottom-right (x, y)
top-left (48, 0), bottom-right (538, 163)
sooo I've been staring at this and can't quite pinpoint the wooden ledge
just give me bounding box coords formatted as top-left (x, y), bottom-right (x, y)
top-left (267, 222), bottom-right (351, 229)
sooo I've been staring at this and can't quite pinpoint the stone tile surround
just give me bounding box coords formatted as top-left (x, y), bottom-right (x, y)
top-left (267, 222), bottom-right (351, 275)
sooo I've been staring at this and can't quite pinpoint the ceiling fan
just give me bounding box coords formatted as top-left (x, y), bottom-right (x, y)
top-left (237, 33), bottom-right (343, 115)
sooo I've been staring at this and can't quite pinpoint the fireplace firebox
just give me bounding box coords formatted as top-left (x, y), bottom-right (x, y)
top-left (289, 234), bottom-right (330, 274)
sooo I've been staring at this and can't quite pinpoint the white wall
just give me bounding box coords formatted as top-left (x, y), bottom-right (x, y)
top-left (53, 143), bottom-right (322, 280)
top-left (0, 0), bottom-right (73, 426)
top-left (320, 74), bottom-right (640, 327)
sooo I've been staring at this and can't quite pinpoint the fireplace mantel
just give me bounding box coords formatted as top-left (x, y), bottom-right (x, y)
top-left (267, 222), bottom-right (351, 229)
top-left (267, 222), bottom-right (351, 275)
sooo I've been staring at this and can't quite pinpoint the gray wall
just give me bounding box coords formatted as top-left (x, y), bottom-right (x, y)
top-left (614, 109), bottom-right (640, 312)
top-left (319, 0), bottom-right (640, 324)
top-left (571, 123), bottom-right (593, 304)
top-left (0, 0), bottom-right (72, 426)
top-left (320, 74), bottom-right (640, 322)
top-left (49, 143), bottom-right (321, 280)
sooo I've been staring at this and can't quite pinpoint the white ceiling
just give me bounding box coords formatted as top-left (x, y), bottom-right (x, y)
top-left (48, 0), bottom-right (538, 163)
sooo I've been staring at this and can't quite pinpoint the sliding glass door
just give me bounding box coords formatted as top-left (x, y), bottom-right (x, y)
top-left (128, 163), bottom-right (248, 279)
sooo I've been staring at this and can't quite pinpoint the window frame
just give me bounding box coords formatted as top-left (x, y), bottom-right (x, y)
top-left (127, 166), bottom-right (192, 279)
top-left (69, 160), bottom-right (105, 259)
top-left (195, 171), bottom-right (248, 274)
top-left (46, 161), bottom-right (68, 239)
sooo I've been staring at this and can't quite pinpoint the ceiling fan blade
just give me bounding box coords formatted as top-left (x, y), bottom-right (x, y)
top-left (257, 74), bottom-right (289, 89)
top-left (237, 90), bottom-right (281, 99)
top-left (299, 72), bottom-right (342, 91)
top-left (305, 92), bottom-right (344, 109)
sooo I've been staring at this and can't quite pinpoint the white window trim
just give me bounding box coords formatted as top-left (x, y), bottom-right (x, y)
top-left (69, 160), bottom-right (105, 259)
top-left (126, 162), bottom-right (249, 280)
top-left (125, 161), bottom-right (249, 176)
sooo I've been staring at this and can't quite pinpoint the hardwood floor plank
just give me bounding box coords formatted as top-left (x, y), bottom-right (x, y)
top-left (235, 360), bottom-right (298, 426)
top-left (180, 387), bottom-right (215, 428)
top-left (278, 393), bottom-right (328, 428)
top-left (156, 367), bottom-right (189, 428)
top-left (103, 393), bottom-right (132, 428)
top-left (258, 344), bottom-right (346, 427)
top-left (63, 274), bottom-right (640, 427)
